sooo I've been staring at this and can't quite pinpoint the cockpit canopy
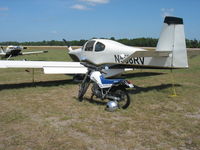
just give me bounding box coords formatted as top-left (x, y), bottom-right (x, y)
top-left (84, 40), bottom-right (105, 52)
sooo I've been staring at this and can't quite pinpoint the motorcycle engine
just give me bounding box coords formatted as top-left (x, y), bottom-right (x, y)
top-left (92, 83), bottom-right (102, 98)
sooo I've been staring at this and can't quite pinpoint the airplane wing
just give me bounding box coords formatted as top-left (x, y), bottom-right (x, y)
top-left (0, 60), bottom-right (87, 74)
top-left (21, 50), bottom-right (48, 55)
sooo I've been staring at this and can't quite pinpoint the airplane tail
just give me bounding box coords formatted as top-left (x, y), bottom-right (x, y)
top-left (156, 16), bottom-right (188, 68)
top-left (0, 46), bottom-right (5, 54)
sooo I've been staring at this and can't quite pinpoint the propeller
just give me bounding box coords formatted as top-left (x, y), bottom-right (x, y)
top-left (63, 39), bottom-right (72, 51)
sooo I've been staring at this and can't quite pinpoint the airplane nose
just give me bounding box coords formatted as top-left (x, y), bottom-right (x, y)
top-left (68, 49), bottom-right (73, 54)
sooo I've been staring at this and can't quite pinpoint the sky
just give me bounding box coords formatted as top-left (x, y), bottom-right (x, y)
top-left (0, 0), bottom-right (199, 42)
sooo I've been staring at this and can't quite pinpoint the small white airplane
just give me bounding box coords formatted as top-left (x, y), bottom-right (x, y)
top-left (0, 45), bottom-right (48, 60)
top-left (0, 16), bottom-right (189, 78)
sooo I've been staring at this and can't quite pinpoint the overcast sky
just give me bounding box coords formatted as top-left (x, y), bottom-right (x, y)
top-left (0, 0), bottom-right (199, 42)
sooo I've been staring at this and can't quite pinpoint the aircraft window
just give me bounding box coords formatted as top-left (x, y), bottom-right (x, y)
top-left (95, 42), bottom-right (105, 52)
top-left (85, 41), bottom-right (95, 51)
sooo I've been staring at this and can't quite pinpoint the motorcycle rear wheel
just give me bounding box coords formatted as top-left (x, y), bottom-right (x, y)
top-left (113, 89), bottom-right (130, 109)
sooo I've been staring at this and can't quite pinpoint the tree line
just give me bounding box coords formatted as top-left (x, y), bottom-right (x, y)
top-left (0, 38), bottom-right (200, 48)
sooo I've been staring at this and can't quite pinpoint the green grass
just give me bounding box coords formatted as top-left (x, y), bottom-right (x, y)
top-left (0, 48), bottom-right (200, 150)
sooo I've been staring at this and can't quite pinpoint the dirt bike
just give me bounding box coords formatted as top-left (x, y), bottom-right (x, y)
top-left (78, 62), bottom-right (133, 110)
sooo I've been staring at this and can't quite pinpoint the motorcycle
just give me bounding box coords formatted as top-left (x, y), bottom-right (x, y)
top-left (78, 62), bottom-right (134, 111)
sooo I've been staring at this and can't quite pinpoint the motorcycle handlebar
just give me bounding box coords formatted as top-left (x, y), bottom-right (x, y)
top-left (80, 62), bottom-right (97, 69)
top-left (80, 62), bottom-right (107, 74)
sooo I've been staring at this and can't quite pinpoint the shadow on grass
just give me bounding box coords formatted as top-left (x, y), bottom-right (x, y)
top-left (129, 84), bottom-right (181, 94)
top-left (84, 97), bottom-right (107, 106)
top-left (73, 96), bottom-right (106, 106)
top-left (0, 79), bottom-right (76, 90)
top-left (122, 72), bottom-right (165, 79)
top-left (79, 83), bottom-right (181, 107)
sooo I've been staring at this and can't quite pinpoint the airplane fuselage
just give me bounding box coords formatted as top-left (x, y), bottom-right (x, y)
top-left (68, 39), bottom-right (146, 65)
top-left (68, 39), bottom-right (146, 77)
top-left (0, 46), bottom-right (48, 59)
top-left (2, 46), bottom-right (23, 58)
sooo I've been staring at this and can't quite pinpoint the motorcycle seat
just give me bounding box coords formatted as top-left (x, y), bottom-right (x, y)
top-left (100, 75), bottom-right (123, 84)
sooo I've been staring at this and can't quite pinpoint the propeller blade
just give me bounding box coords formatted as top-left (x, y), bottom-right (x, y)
top-left (63, 39), bottom-right (72, 51)
top-left (63, 39), bottom-right (70, 47)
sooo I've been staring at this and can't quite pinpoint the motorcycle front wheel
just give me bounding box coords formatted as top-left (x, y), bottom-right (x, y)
top-left (78, 78), bottom-right (90, 101)
top-left (113, 89), bottom-right (130, 109)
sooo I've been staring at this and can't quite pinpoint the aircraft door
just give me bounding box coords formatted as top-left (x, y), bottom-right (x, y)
top-left (92, 42), bottom-right (106, 64)
top-left (82, 40), bottom-right (106, 64)
top-left (82, 40), bottom-right (95, 61)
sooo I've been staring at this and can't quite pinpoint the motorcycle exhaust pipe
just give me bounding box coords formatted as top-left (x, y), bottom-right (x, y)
top-left (106, 95), bottom-right (120, 101)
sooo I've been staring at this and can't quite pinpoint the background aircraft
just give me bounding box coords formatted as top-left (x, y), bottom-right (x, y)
top-left (0, 16), bottom-right (189, 78)
top-left (0, 45), bottom-right (48, 60)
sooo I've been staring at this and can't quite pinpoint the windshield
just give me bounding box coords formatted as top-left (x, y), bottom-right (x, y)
top-left (85, 41), bottom-right (95, 51)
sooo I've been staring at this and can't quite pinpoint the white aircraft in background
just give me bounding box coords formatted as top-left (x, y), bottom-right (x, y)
top-left (0, 45), bottom-right (48, 60)
top-left (0, 16), bottom-right (189, 78)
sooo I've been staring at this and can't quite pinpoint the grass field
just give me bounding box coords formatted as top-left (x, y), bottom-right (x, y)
top-left (0, 48), bottom-right (200, 150)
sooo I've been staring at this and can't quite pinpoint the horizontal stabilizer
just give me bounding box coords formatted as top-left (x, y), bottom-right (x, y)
top-left (109, 63), bottom-right (175, 70)
top-left (122, 51), bottom-right (171, 63)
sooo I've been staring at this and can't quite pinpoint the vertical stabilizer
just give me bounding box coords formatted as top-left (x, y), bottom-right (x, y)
top-left (156, 16), bottom-right (188, 68)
